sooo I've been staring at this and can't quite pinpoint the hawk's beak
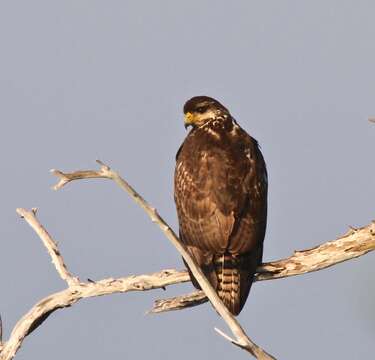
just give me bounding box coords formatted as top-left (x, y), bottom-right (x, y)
top-left (184, 112), bottom-right (194, 130)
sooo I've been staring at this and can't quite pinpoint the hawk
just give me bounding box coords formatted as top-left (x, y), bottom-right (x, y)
top-left (174, 96), bottom-right (267, 315)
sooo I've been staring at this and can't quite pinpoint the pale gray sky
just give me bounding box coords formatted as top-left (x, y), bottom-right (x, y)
top-left (1, 1), bottom-right (374, 359)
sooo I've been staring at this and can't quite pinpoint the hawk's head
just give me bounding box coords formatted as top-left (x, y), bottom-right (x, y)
top-left (183, 96), bottom-right (230, 129)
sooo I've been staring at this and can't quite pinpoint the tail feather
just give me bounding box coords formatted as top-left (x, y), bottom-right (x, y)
top-left (214, 254), bottom-right (243, 315)
top-left (184, 246), bottom-right (261, 315)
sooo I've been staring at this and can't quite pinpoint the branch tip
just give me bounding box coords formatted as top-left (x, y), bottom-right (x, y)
top-left (96, 159), bottom-right (110, 171)
top-left (50, 169), bottom-right (65, 178)
top-left (214, 327), bottom-right (237, 343)
top-left (16, 208), bottom-right (25, 218)
top-left (51, 170), bottom-right (70, 190)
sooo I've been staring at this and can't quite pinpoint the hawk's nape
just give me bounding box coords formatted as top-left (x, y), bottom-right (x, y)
top-left (174, 96), bottom-right (267, 315)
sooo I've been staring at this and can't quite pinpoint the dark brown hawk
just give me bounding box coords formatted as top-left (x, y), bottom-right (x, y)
top-left (174, 96), bottom-right (267, 315)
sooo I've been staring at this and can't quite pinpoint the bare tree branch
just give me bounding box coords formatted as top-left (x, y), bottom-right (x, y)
top-left (51, 161), bottom-right (275, 359)
top-left (0, 209), bottom-right (192, 360)
top-left (0, 271), bottom-right (190, 360)
top-left (149, 290), bottom-right (208, 313)
top-left (1, 162), bottom-right (373, 359)
top-left (150, 222), bottom-right (375, 312)
top-left (256, 225), bottom-right (375, 280)
top-left (15, 208), bottom-right (79, 287)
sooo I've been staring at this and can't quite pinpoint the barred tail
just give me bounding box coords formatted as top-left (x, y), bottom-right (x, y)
top-left (213, 253), bottom-right (255, 315)
top-left (183, 246), bottom-right (261, 315)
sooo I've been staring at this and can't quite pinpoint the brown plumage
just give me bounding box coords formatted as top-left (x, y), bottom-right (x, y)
top-left (174, 96), bottom-right (267, 315)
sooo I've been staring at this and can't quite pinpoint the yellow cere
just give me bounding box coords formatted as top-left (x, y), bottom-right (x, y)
top-left (184, 112), bottom-right (195, 126)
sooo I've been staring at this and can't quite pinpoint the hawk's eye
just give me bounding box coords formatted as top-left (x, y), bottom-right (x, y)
top-left (196, 106), bottom-right (207, 114)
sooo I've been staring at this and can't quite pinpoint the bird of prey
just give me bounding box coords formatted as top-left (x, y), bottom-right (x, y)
top-left (174, 96), bottom-right (267, 315)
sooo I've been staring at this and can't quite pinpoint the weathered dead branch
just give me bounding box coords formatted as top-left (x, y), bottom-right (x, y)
top-left (1, 161), bottom-right (373, 360)
top-left (0, 211), bottom-right (190, 360)
top-left (150, 222), bottom-right (375, 312)
top-left (51, 161), bottom-right (275, 359)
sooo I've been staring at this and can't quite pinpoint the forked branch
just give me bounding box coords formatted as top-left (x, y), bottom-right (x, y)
top-left (1, 162), bottom-right (374, 360)
top-left (0, 209), bottom-right (191, 360)
top-left (52, 161), bottom-right (275, 359)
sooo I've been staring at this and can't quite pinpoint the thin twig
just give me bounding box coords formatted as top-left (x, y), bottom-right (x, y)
top-left (16, 208), bottom-right (79, 287)
top-left (52, 162), bottom-right (275, 359)
top-left (50, 168), bottom-right (109, 190)
top-left (214, 327), bottom-right (249, 350)
top-left (148, 290), bottom-right (208, 314)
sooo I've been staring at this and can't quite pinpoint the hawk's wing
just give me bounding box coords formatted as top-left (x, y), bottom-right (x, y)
top-left (175, 149), bottom-right (239, 253)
